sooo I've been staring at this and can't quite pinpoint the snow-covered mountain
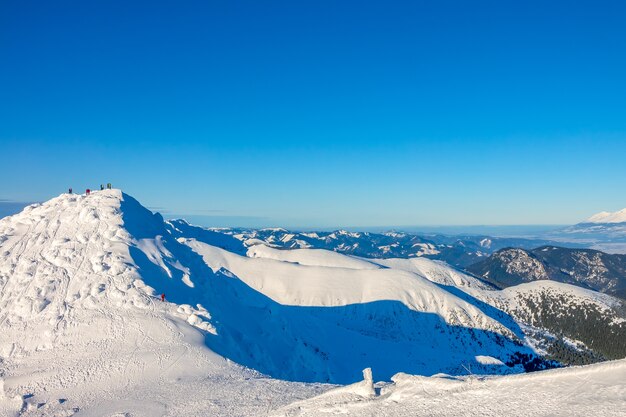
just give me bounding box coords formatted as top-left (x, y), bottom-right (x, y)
top-left (0, 190), bottom-right (324, 416)
top-left (183, 223), bottom-right (576, 268)
top-left (1, 190), bottom-right (624, 416)
top-left (467, 246), bottom-right (626, 299)
top-left (586, 208), bottom-right (626, 224)
top-left (553, 208), bottom-right (626, 251)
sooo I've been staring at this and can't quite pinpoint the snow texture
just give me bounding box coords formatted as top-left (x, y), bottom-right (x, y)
top-left (1, 190), bottom-right (624, 416)
top-left (272, 359), bottom-right (626, 417)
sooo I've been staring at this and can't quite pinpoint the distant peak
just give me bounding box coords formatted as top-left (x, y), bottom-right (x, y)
top-left (584, 208), bottom-right (626, 224)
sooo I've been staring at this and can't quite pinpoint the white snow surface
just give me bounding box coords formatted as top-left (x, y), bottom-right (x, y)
top-left (0, 190), bottom-right (326, 416)
top-left (246, 244), bottom-right (380, 270)
top-left (272, 359), bottom-right (626, 417)
top-left (496, 280), bottom-right (624, 311)
top-left (585, 208), bottom-right (626, 223)
top-left (368, 257), bottom-right (493, 290)
top-left (1, 190), bottom-right (624, 416)
top-left (187, 240), bottom-right (504, 330)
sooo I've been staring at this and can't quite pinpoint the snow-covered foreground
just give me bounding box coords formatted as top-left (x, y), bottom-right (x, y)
top-left (0, 190), bottom-right (624, 416)
top-left (272, 360), bottom-right (626, 417)
top-left (0, 190), bottom-right (328, 416)
top-left (0, 297), bottom-right (326, 416)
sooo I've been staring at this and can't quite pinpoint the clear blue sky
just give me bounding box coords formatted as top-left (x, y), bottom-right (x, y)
top-left (1, 0), bottom-right (625, 228)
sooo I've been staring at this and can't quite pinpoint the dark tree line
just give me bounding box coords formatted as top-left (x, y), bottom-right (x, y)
top-left (512, 291), bottom-right (626, 361)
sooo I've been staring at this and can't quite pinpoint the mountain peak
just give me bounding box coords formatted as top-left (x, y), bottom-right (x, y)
top-left (584, 208), bottom-right (626, 224)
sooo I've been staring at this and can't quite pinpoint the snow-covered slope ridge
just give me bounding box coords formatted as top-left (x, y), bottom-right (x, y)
top-left (4, 191), bottom-right (614, 388)
top-left (246, 244), bottom-right (381, 270)
top-left (246, 244), bottom-right (492, 291)
top-left (369, 257), bottom-right (493, 289)
top-left (1, 191), bottom-right (624, 415)
top-left (0, 189), bottom-right (217, 334)
top-left (0, 190), bottom-right (325, 416)
top-left (0, 190), bottom-right (529, 388)
top-left (184, 238), bottom-right (539, 381)
top-left (0, 190), bottom-right (151, 332)
top-left (188, 239), bottom-right (506, 327)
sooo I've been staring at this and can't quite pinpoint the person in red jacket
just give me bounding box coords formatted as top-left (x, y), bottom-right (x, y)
top-left (86, 189), bottom-right (91, 195)
top-left (161, 293), bottom-right (165, 302)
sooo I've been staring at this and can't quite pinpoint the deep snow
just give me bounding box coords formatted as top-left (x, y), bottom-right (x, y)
top-left (271, 359), bottom-right (626, 417)
top-left (0, 190), bottom-right (327, 416)
top-left (1, 190), bottom-right (624, 416)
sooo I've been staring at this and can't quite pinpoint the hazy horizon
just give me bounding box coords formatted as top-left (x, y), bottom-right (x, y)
top-left (1, 198), bottom-right (566, 237)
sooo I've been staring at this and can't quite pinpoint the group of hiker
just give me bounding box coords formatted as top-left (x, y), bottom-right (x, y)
top-left (64, 184), bottom-right (168, 304)
top-left (68, 183), bottom-right (112, 195)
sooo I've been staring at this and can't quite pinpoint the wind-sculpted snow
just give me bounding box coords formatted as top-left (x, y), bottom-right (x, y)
top-left (0, 191), bottom-right (325, 416)
top-left (271, 359), bottom-right (626, 417)
top-left (1, 190), bottom-right (624, 416)
top-left (182, 239), bottom-right (536, 382)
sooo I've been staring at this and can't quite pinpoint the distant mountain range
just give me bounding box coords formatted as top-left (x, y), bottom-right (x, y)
top-left (187, 224), bottom-right (584, 268)
top-left (1, 189), bottom-right (624, 415)
top-left (466, 246), bottom-right (626, 299)
top-left (555, 208), bottom-right (626, 239)
top-left (541, 208), bottom-right (626, 255)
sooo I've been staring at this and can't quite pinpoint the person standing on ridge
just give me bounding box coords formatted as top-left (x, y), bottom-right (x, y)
top-left (86, 189), bottom-right (90, 195)
top-left (107, 183), bottom-right (112, 189)
top-left (161, 293), bottom-right (166, 302)
top-left (68, 188), bottom-right (72, 194)
top-left (100, 184), bottom-right (104, 190)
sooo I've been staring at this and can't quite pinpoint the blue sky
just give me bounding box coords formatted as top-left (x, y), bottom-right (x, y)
top-left (1, 1), bottom-right (625, 228)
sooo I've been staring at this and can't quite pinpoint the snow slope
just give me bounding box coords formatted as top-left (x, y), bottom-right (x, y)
top-left (496, 280), bottom-right (624, 311)
top-left (272, 359), bottom-right (626, 417)
top-left (246, 244), bottom-right (380, 270)
top-left (193, 241), bottom-right (492, 315)
top-left (246, 244), bottom-right (491, 289)
top-left (1, 190), bottom-right (624, 416)
top-left (183, 239), bottom-right (536, 382)
top-left (0, 191), bottom-right (534, 387)
top-left (369, 257), bottom-right (493, 289)
top-left (0, 190), bottom-right (325, 416)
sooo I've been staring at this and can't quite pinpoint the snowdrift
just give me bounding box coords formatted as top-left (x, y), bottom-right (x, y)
top-left (272, 359), bottom-right (626, 417)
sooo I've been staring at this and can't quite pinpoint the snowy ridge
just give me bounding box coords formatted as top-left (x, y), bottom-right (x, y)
top-left (187, 239), bottom-right (506, 331)
top-left (0, 190), bottom-right (320, 416)
top-left (246, 244), bottom-right (380, 270)
top-left (494, 280), bottom-right (624, 313)
top-left (1, 191), bottom-right (625, 415)
top-left (183, 238), bottom-right (535, 382)
top-left (369, 257), bottom-right (493, 290)
top-left (0, 191), bottom-right (525, 388)
top-left (247, 244), bottom-right (488, 289)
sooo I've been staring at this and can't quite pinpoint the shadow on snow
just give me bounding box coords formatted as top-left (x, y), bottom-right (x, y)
top-left (121, 193), bottom-right (534, 384)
